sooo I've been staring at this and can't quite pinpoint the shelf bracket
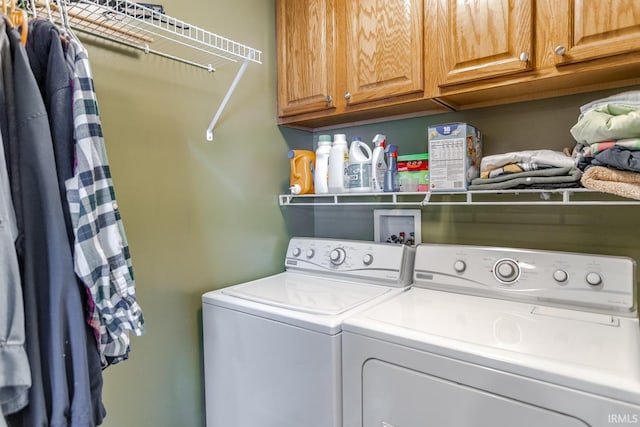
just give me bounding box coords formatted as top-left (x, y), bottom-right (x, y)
top-left (421, 192), bottom-right (432, 206)
top-left (206, 56), bottom-right (252, 141)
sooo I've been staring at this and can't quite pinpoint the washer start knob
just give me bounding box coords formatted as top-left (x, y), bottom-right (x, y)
top-left (494, 259), bottom-right (520, 283)
top-left (330, 248), bottom-right (347, 265)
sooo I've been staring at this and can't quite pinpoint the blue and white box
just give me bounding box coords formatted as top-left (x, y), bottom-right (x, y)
top-left (427, 123), bottom-right (482, 192)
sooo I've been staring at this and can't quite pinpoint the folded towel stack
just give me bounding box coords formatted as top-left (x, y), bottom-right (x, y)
top-left (569, 90), bottom-right (640, 199)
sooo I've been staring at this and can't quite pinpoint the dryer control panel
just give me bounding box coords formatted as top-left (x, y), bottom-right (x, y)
top-left (413, 244), bottom-right (637, 315)
top-left (285, 237), bottom-right (415, 287)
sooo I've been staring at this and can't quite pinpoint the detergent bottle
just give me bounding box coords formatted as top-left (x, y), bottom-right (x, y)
top-left (347, 137), bottom-right (373, 192)
top-left (288, 149), bottom-right (315, 195)
top-left (383, 144), bottom-right (400, 192)
top-left (328, 134), bottom-right (349, 193)
top-left (313, 135), bottom-right (332, 194)
top-left (370, 134), bottom-right (387, 192)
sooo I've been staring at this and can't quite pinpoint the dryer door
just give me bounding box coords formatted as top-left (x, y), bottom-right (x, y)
top-left (363, 359), bottom-right (589, 427)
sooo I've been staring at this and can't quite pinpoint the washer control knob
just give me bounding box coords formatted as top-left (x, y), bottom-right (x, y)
top-left (363, 253), bottom-right (374, 265)
top-left (330, 248), bottom-right (347, 265)
top-left (553, 270), bottom-right (569, 283)
top-left (306, 249), bottom-right (315, 258)
top-left (292, 247), bottom-right (301, 257)
top-left (586, 272), bottom-right (602, 286)
top-left (453, 260), bottom-right (466, 273)
top-left (553, 269), bottom-right (568, 283)
top-left (494, 259), bottom-right (520, 283)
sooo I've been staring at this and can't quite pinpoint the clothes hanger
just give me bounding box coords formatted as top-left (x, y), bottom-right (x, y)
top-left (2, 0), bottom-right (28, 45)
top-left (58, 0), bottom-right (80, 43)
top-left (34, 0), bottom-right (54, 23)
top-left (28, 0), bottom-right (37, 19)
top-left (9, 0), bottom-right (28, 45)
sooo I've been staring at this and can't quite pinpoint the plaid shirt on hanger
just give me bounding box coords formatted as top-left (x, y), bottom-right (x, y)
top-left (65, 38), bottom-right (144, 368)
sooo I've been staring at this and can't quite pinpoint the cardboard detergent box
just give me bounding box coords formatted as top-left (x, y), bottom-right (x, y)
top-left (427, 123), bottom-right (482, 192)
top-left (397, 153), bottom-right (429, 192)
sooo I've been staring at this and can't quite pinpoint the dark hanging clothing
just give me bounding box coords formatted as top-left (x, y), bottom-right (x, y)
top-left (2, 21), bottom-right (105, 427)
top-left (25, 19), bottom-right (76, 245)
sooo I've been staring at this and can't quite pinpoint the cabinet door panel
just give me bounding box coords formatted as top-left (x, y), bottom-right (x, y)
top-left (556, 0), bottom-right (640, 66)
top-left (344, 0), bottom-right (423, 105)
top-left (439, 0), bottom-right (533, 86)
top-left (277, 0), bottom-right (336, 117)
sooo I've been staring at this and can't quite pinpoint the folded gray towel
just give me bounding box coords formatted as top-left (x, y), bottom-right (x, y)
top-left (469, 167), bottom-right (582, 190)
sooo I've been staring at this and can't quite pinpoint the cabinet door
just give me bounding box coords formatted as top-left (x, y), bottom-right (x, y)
top-left (554, 0), bottom-right (640, 66)
top-left (438, 0), bottom-right (533, 87)
top-left (276, 0), bottom-right (336, 117)
top-left (343, 0), bottom-right (423, 106)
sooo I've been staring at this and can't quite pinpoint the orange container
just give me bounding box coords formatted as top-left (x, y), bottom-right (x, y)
top-left (288, 150), bottom-right (315, 194)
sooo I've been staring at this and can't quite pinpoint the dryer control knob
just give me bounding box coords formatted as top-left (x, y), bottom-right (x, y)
top-left (363, 253), bottom-right (374, 265)
top-left (553, 269), bottom-right (568, 283)
top-left (330, 248), bottom-right (347, 265)
top-left (494, 259), bottom-right (519, 283)
top-left (292, 247), bottom-right (301, 257)
top-left (306, 249), bottom-right (315, 258)
top-left (586, 272), bottom-right (602, 286)
top-left (453, 260), bottom-right (466, 273)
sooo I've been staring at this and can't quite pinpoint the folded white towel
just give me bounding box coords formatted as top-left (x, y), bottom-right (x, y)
top-left (481, 150), bottom-right (574, 172)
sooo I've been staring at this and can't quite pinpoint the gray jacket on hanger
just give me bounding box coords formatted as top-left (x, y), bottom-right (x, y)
top-left (0, 80), bottom-right (31, 417)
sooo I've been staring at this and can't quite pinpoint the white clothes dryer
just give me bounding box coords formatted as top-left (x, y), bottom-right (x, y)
top-left (202, 237), bottom-right (414, 427)
top-left (343, 244), bottom-right (640, 427)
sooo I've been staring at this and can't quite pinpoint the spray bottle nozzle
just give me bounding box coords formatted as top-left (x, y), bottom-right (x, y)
top-left (373, 134), bottom-right (386, 147)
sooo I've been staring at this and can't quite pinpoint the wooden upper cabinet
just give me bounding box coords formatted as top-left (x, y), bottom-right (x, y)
top-left (343, 0), bottom-right (424, 105)
top-left (553, 0), bottom-right (640, 66)
top-left (276, 0), bottom-right (336, 117)
top-left (437, 0), bottom-right (534, 87)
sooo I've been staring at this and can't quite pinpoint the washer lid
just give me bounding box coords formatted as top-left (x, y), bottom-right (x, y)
top-left (221, 272), bottom-right (392, 315)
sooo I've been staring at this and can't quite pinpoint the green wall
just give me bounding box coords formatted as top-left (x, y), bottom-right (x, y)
top-left (80, 0), bottom-right (291, 425)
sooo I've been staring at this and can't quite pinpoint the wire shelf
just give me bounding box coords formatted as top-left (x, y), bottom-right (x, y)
top-left (31, 0), bottom-right (262, 140)
top-left (35, 0), bottom-right (262, 71)
top-left (279, 188), bottom-right (640, 206)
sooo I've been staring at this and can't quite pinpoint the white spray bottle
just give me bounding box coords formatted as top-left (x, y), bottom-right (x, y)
top-left (371, 134), bottom-right (387, 192)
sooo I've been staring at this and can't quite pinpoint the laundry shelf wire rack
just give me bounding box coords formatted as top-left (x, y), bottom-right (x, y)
top-left (279, 188), bottom-right (640, 206)
top-left (30, 0), bottom-right (262, 140)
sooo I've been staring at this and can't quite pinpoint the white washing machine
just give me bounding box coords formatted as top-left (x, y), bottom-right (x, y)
top-left (343, 244), bottom-right (640, 427)
top-left (202, 237), bottom-right (414, 427)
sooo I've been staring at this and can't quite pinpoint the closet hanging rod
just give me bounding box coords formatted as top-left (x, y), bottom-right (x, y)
top-left (29, 0), bottom-right (262, 140)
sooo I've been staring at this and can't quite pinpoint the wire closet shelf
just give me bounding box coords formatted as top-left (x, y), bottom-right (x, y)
top-left (32, 0), bottom-right (262, 140)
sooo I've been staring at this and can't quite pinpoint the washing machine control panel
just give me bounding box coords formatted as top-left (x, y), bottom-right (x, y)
top-left (413, 244), bottom-right (636, 315)
top-left (285, 237), bottom-right (415, 287)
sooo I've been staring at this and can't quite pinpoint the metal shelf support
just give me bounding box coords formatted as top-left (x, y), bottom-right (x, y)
top-left (206, 56), bottom-right (251, 141)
